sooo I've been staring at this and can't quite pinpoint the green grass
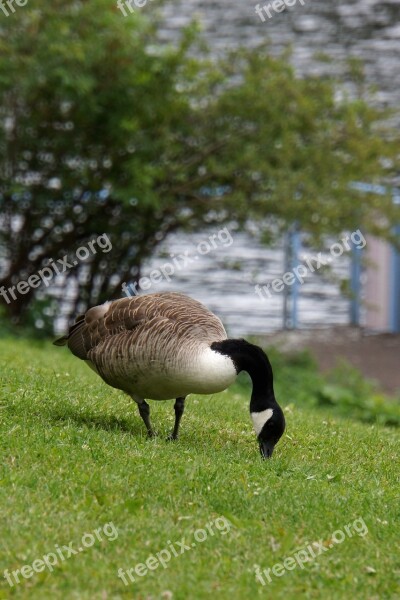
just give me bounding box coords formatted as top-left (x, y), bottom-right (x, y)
top-left (0, 338), bottom-right (399, 599)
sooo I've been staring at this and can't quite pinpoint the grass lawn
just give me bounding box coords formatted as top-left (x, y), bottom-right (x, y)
top-left (0, 338), bottom-right (398, 599)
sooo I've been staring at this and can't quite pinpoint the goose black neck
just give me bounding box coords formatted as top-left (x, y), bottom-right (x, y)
top-left (211, 339), bottom-right (277, 412)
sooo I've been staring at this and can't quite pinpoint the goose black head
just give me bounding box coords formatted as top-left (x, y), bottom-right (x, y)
top-left (254, 405), bottom-right (286, 459)
top-left (211, 338), bottom-right (286, 459)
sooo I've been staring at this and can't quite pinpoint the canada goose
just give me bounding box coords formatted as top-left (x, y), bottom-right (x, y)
top-left (54, 292), bottom-right (285, 458)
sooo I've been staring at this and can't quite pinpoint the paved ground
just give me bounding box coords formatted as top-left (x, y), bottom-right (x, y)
top-left (260, 327), bottom-right (400, 396)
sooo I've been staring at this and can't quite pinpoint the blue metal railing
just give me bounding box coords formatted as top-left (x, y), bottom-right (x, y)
top-left (284, 182), bottom-right (399, 331)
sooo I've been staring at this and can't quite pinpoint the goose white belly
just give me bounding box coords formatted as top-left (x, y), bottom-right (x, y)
top-left (94, 345), bottom-right (238, 400)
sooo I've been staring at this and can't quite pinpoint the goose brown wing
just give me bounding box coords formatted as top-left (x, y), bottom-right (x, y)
top-left (55, 292), bottom-right (227, 362)
top-left (54, 299), bottom-right (142, 360)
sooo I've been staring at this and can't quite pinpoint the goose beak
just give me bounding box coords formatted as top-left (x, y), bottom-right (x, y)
top-left (259, 440), bottom-right (275, 459)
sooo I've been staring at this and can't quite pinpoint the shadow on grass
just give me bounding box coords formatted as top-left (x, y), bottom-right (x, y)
top-left (49, 410), bottom-right (145, 436)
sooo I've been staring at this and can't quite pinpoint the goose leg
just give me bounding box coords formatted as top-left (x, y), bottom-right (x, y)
top-left (137, 400), bottom-right (155, 438)
top-left (167, 396), bottom-right (186, 441)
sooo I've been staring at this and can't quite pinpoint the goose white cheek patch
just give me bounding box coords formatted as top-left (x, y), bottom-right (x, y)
top-left (251, 408), bottom-right (273, 437)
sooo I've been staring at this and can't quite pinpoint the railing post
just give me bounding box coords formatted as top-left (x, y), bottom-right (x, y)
top-left (283, 224), bottom-right (300, 329)
top-left (350, 240), bottom-right (362, 326)
top-left (389, 222), bottom-right (400, 333)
